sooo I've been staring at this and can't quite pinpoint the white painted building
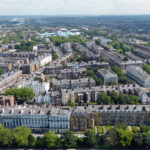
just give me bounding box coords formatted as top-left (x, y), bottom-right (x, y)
top-left (35, 92), bottom-right (51, 104)
top-left (0, 106), bottom-right (70, 133)
top-left (18, 80), bottom-right (50, 95)
top-left (127, 65), bottom-right (150, 87)
top-left (37, 54), bottom-right (52, 67)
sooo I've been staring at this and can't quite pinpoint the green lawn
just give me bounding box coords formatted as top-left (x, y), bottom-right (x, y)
top-left (98, 126), bottom-right (104, 134)
top-left (88, 102), bottom-right (97, 105)
top-left (74, 131), bottom-right (85, 134)
top-left (105, 125), bottom-right (112, 132)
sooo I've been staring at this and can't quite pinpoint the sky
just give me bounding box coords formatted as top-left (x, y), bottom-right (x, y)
top-left (0, 0), bottom-right (150, 15)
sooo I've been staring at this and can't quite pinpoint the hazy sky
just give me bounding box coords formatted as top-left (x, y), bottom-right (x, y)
top-left (0, 0), bottom-right (150, 15)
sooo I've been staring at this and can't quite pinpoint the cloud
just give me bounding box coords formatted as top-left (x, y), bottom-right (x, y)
top-left (0, 0), bottom-right (149, 15)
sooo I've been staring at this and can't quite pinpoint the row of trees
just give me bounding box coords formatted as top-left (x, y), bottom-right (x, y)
top-left (83, 30), bottom-right (107, 39)
top-left (86, 67), bottom-right (103, 86)
top-left (70, 54), bottom-right (88, 63)
top-left (15, 41), bottom-right (36, 51)
top-left (1, 124), bottom-right (150, 148)
top-left (111, 65), bottom-right (133, 84)
top-left (0, 125), bottom-right (35, 148)
top-left (111, 41), bottom-right (135, 53)
top-left (50, 35), bottom-right (84, 46)
top-left (97, 92), bottom-right (139, 105)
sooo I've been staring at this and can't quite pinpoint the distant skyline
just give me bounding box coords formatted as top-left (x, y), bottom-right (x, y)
top-left (0, 0), bottom-right (150, 16)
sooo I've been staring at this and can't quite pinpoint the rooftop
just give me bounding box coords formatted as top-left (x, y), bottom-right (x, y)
top-left (0, 105), bottom-right (69, 117)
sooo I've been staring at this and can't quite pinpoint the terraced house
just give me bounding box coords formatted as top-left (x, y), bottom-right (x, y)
top-left (70, 105), bottom-right (150, 131)
top-left (0, 106), bottom-right (70, 133)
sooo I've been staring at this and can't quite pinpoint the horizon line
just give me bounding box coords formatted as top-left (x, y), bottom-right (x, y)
top-left (0, 14), bottom-right (150, 17)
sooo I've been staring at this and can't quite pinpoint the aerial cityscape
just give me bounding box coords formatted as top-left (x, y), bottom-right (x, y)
top-left (0, 0), bottom-right (150, 149)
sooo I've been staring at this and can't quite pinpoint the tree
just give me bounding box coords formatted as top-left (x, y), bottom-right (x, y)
top-left (34, 77), bottom-right (43, 83)
top-left (112, 41), bottom-right (120, 49)
top-left (87, 69), bottom-right (95, 77)
top-left (104, 128), bottom-right (119, 147)
top-left (95, 40), bottom-right (101, 45)
top-left (83, 130), bottom-right (97, 148)
top-left (69, 100), bottom-right (76, 107)
top-left (15, 41), bottom-right (35, 51)
top-left (100, 57), bottom-right (106, 62)
top-left (76, 136), bottom-right (84, 148)
top-left (50, 35), bottom-right (84, 46)
top-left (61, 61), bottom-right (67, 68)
top-left (77, 54), bottom-right (86, 62)
top-left (70, 57), bottom-right (77, 62)
top-left (111, 66), bottom-right (124, 78)
top-left (94, 77), bottom-right (102, 86)
top-left (52, 53), bottom-right (59, 60)
top-left (122, 44), bottom-right (130, 52)
top-left (142, 64), bottom-right (150, 74)
top-left (139, 125), bottom-right (150, 133)
top-left (61, 130), bottom-right (76, 148)
top-left (115, 123), bottom-right (127, 130)
top-left (143, 133), bottom-right (150, 147)
top-left (96, 134), bottom-right (104, 147)
top-left (28, 134), bottom-right (36, 148)
top-left (110, 92), bottom-right (119, 104)
top-left (0, 127), bottom-right (13, 147)
top-left (36, 137), bottom-right (44, 148)
top-left (97, 93), bottom-right (111, 105)
top-left (117, 128), bottom-right (133, 148)
top-left (111, 65), bottom-right (133, 84)
top-left (133, 133), bottom-right (143, 146)
top-left (128, 95), bottom-right (139, 104)
top-left (0, 68), bottom-right (4, 75)
top-left (43, 131), bottom-right (58, 148)
top-left (3, 38), bottom-right (9, 44)
top-left (13, 126), bottom-right (32, 148)
top-left (5, 87), bottom-right (34, 103)
top-left (111, 41), bottom-right (134, 53)
top-left (118, 95), bottom-right (129, 104)
top-left (123, 56), bottom-right (128, 61)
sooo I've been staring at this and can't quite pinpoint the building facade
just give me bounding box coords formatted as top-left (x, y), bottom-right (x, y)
top-left (20, 81), bottom-right (50, 95)
top-left (62, 84), bottom-right (140, 104)
top-left (0, 106), bottom-right (70, 133)
top-left (97, 69), bottom-right (118, 85)
top-left (70, 105), bottom-right (150, 131)
top-left (50, 78), bottom-right (95, 91)
top-left (35, 92), bottom-right (51, 104)
top-left (0, 70), bottom-right (23, 92)
top-left (127, 65), bottom-right (150, 87)
top-left (0, 96), bottom-right (14, 106)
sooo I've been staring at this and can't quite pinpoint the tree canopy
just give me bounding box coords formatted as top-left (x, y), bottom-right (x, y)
top-left (0, 124), bottom-right (149, 148)
top-left (111, 65), bottom-right (133, 84)
top-left (97, 93), bottom-right (111, 105)
top-left (142, 64), bottom-right (150, 74)
top-left (15, 41), bottom-right (36, 51)
top-left (0, 68), bottom-right (4, 75)
top-left (50, 35), bottom-right (84, 46)
top-left (42, 131), bottom-right (58, 148)
top-left (61, 130), bottom-right (76, 148)
top-left (83, 130), bottom-right (97, 147)
top-left (5, 87), bottom-right (34, 103)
